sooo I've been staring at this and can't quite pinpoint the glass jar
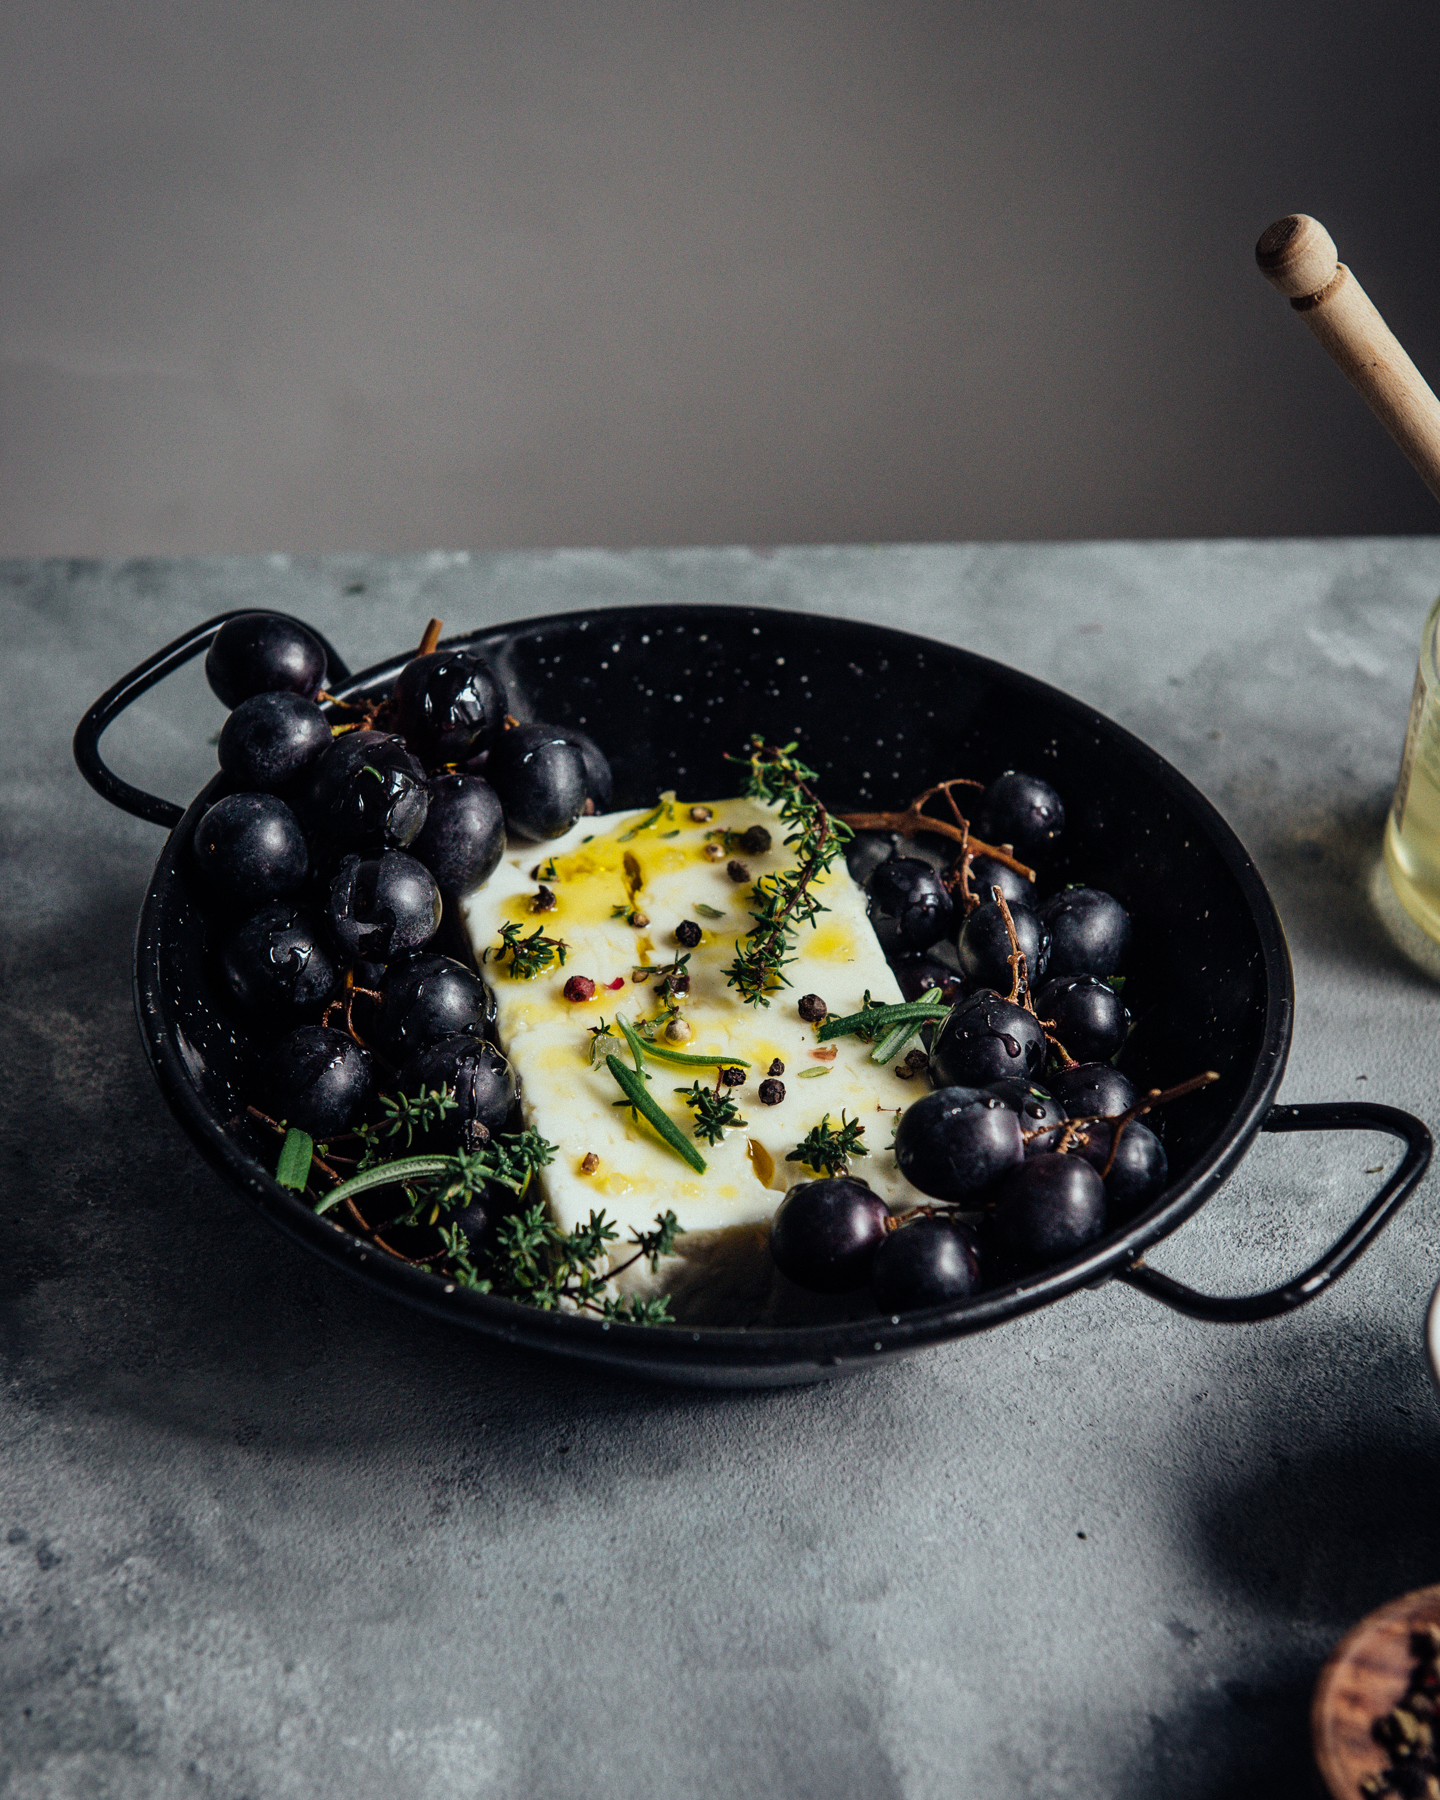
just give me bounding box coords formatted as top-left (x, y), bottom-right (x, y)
top-left (1384, 592), bottom-right (1440, 941)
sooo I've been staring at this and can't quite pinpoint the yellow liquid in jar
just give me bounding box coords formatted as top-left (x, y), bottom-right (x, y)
top-left (1384, 594), bottom-right (1440, 942)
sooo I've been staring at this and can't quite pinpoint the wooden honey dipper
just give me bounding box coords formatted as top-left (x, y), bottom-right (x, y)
top-left (1257, 213), bottom-right (1440, 505)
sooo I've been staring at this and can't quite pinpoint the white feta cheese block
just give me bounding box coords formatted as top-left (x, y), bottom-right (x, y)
top-left (460, 793), bottom-right (930, 1324)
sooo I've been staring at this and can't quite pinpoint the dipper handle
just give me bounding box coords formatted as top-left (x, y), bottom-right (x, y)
top-left (1257, 214), bottom-right (1440, 506)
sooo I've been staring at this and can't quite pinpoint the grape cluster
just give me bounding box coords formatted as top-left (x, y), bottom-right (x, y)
top-left (194, 612), bottom-right (610, 1152)
top-left (774, 767), bottom-right (1176, 1311)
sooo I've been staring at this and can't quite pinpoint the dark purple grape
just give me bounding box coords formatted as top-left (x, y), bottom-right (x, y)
top-left (1074, 1120), bottom-right (1168, 1218)
top-left (985, 1078), bottom-right (1067, 1155)
top-left (306, 730), bottom-right (429, 851)
top-left (409, 774), bottom-right (506, 895)
top-left (205, 613), bottom-right (326, 708)
top-left (1050, 1062), bottom-right (1138, 1120)
top-left (268, 1024), bottom-right (373, 1136)
top-left (221, 903), bottom-right (338, 1020)
top-left (894, 1086), bottom-right (1023, 1202)
top-left (393, 649), bottom-right (506, 765)
top-left (328, 853), bottom-right (442, 963)
top-left (449, 1187), bottom-right (512, 1257)
top-left (967, 854), bottom-right (1035, 910)
top-left (218, 692), bottom-right (333, 793)
top-left (376, 953), bottom-right (492, 1059)
top-left (929, 990), bottom-right (1047, 1087)
top-left (871, 1218), bottom-right (983, 1311)
top-left (769, 1177), bottom-right (890, 1293)
top-left (193, 793), bottom-right (308, 907)
top-left (866, 857), bottom-right (954, 955)
top-left (956, 899), bottom-right (1051, 994)
top-left (992, 1153), bottom-right (1107, 1271)
top-left (557, 725), bottom-right (613, 810)
top-left (889, 954), bottom-right (966, 1004)
top-left (397, 1034), bottom-right (515, 1150)
top-left (1034, 975), bottom-right (1130, 1065)
top-left (1037, 887), bottom-right (1131, 978)
top-left (974, 771), bottom-right (1064, 855)
top-left (846, 832), bottom-right (899, 888)
top-left (486, 724), bottom-right (589, 841)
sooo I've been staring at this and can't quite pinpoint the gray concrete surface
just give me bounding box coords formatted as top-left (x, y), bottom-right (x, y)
top-left (5, 4), bottom-right (1440, 554)
top-left (5, 541), bottom-right (1440, 1797)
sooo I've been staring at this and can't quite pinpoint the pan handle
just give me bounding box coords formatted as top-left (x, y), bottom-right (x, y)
top-left (72, 611), bottom-right (352, 829)
top-left (1118, 1101), bottom-right (1432, 1322)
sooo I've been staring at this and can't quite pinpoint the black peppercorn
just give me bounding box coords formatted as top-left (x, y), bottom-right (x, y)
top-left (758, 1078), bottom-right (785, 1105)
top-left (674, 920), bottom-right (702, 947)
top-left (797, 993), bottom-right (827, 1023)
top-left (768, 1058), bottom-right (784, 1076)
top-left (739, 825), bottom-right (772, 855)
top-left (727, 859), bottom-right (750, 883)
top-left (719, 1066), bottom-right (746, 1086)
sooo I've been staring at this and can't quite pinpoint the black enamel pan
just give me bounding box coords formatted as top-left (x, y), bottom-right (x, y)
top-left (74, 605), bottom-right (1433, 1387)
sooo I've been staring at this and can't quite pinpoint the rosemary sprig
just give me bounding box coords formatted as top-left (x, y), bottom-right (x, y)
top-left (613, 1011), bottom-right (749, 1072)
top-left (606, 1055), bottom-right (707, 1173)
top-left (674, 1081), bottom-right (746, 1145)
top-left (722, 738), bottom-right (853, 1006)
top-left (817, 992), bottom-right (951, 1053)
top-left (485, 919), bottom-right (570, 979)
top-left (311, 1127), bottom-right (557, 1217)
top-left (786, 1111), bottom-right (869, 1176)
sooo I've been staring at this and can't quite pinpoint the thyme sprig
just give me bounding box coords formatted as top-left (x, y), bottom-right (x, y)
top-left (588, 1016), bottom-right (620, 1069)
top-left (722, 738), bottom-right (853, 1006)
top-left (353, 1085), bottom-right (459, 1161)
top-left (675, 1081), bottom-right (746, 1145)
top-left (486, 919), bottom-right (570, 979)
top-left (787, 1111), bottom-right (869, 1176)
top-left (468, 1202), bottom-right (680, 1323)
top-left (617, 795), bottom-right (675, 842)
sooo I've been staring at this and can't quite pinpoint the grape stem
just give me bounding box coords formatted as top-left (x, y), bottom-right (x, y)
top-left (417, 617), bottom-right (443, 658)
top-left (1029, 1071), bottom-right (1222, 1172)
top-left (322, 975), bottom-right (385, 1053)
top-left (990, 888), bottom-right (1031, 1006)
top-left (836, 780), bottom-right (1035, 881)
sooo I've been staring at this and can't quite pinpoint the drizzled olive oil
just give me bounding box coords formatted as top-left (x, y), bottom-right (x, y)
top-left (1384, 594), bottom-right (1440, 941)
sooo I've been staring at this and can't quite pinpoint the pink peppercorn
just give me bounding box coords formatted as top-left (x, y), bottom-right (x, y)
top-left (563, 975), bottom-right (597, 1003)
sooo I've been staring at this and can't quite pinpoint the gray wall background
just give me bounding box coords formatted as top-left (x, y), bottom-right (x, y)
top-left (3, 0), bottom-right (1439, 555)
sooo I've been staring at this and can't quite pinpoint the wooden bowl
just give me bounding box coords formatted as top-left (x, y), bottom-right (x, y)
top-left (1313, 1584), bottom-right (1440, 1798)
